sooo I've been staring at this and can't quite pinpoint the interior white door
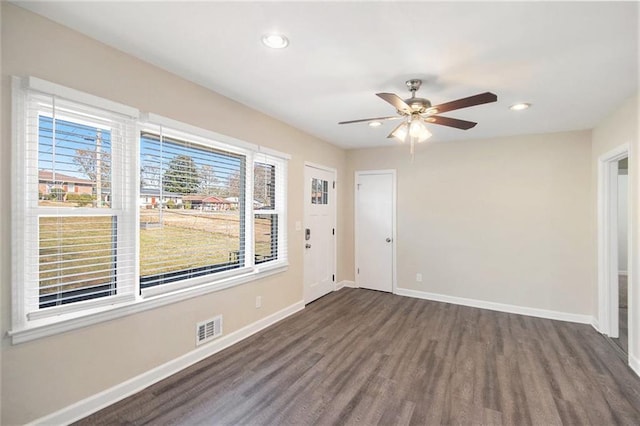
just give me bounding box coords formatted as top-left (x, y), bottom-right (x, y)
top-left (304, 164), bottom-right (336, 303)
top-left (356, 171), bottom-right (394, 292)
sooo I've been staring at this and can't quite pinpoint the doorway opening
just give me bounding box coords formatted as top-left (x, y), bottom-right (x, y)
top-left (612, 157), bottom-right (629, 354)
top-left (597, 144), bottom-right (630, 358)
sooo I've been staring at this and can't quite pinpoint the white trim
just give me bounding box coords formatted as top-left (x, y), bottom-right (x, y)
top-left (395, 287), bottom-right (595, 325)
top-left (597, 144), bottom-right (630, 337)
top-left (258, 144), bottom-right (292, 161)
top-left (354, 169), bottom-right (397, 293)
top-left (141, 113), bottom-right (291, 161)
top-left (27, 300), bottom-right (305, 426)
top-left (630, 354), bottom-right (640, 378)
top-left (25, 76), bottom-right (139, 118)
top-left (142, 112), bottom-right (258, 152)
top-left (9, 265), bottom-right (288, 344)
top-left (338, 280), bottom-right (357, 289)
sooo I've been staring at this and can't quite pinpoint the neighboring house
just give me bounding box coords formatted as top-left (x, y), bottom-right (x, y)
top-left (224, 196), bottom-right (265, 209)
top-left (183, 194), bottom-right (231, 211)
top-left (139, 188), bottom-right (182, 208)
top-left (38, 170), bottom-right (93, 196)
top-left (224, 196), bottom-right (240, 210)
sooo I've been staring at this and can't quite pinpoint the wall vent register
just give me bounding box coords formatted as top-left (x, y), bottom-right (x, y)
top-left (196, 315), bottom-right (223, 346)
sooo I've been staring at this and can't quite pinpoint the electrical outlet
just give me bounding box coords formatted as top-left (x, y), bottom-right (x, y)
top-left (416, 273), bottom-right (423, 282)
top-left (256, 296), bottom-right (262, 308)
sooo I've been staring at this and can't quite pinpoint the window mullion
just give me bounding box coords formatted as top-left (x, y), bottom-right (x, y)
top-left (276, 160), bottom-right (287, 262)
top-left (245, 152), bottom-right (255, 267)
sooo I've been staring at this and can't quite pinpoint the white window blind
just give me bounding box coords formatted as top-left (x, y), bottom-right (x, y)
top-left (253, 153), bottom-right (287, 267)
top-left (139, 126), bottom-right (249, 291)
top-left (14, 84), bottom-right (137, 323)
top-left (11, 77), bottom-right (289, 339)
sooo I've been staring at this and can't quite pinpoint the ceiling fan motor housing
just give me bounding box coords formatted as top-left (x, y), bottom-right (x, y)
top-left (402, 79), bottom-right (432, 113)
top-left (404, 97), bottom-right (432, 113)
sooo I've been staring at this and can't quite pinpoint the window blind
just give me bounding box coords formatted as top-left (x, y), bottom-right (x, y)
top-left (139, 128), bottom-right (248, 289)
top-left (254, 152), bottom-right (288, 268)
top-left (20, 91), bottom-right (137, 318)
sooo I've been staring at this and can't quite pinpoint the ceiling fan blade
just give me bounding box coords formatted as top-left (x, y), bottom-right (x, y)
top-left (429, 92), bottom-right (497, 114)
top-left (338, 115), bottom-right (403, 125)
top-left (425, 115), bottom-right (477, 130)
top-left (376, 93), bottom-right (412, 114)
top-left (386, 121), bottom-right (407, 139)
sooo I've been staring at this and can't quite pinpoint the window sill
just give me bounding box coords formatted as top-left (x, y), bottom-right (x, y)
top-left (7, 262), bottom-right (288, 344)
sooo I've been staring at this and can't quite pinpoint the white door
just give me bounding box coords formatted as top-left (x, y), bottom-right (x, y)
top-left (304, 164), bottom-right (336, 303)
top-left (356, 171), bottom-right (395, 292)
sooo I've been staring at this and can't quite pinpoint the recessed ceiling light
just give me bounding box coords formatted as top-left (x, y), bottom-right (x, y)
top-left (369, 121), bottom-right (382, 127)
top-left (510, 103), bottom-right (531, 111)
top-left (261, 34), bottom-right (289, 49)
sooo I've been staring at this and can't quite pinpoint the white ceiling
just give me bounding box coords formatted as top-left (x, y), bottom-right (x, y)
top-left (14, 1), bottom-right (639, 149)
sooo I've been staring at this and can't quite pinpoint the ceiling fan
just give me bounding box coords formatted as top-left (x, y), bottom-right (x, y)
top-left (339, 79), bottom-right (497, 154)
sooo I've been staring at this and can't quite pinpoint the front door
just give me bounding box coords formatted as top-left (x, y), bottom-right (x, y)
top-left (304, 164), bottom-right (336, 303)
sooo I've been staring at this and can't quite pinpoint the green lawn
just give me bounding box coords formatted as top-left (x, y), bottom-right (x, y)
top-left (140, 224), bottom-right (239, 277)
top-left (39, 212), bottom-right (274, 294)
top-left (39, 216), bottom-right (115, 294)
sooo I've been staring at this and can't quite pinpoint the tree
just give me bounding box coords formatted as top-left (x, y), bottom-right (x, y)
top-left (253, 163), bottom-right (274, 208)
top-left (226, 170), bottom-right (242, 198)
top-left (141, 164), bottom-right (161, 189)
top-left (74, 149), bottom-right (111, 190)
top-left (199, 164), bottom-right (219, 195)
top-left (163, 155), bottom-right (200, 194)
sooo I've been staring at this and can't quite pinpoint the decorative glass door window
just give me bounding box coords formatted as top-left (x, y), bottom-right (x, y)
top-left (311, 178), bottom-right (328, 204)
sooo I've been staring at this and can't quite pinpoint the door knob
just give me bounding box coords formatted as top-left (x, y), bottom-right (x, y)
top-left (386, 237), bottom-right (392, 243)
top-left (305, 243), bottom-right (312, 249)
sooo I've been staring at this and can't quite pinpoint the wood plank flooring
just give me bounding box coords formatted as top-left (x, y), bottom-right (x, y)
top-left (612, 274), bottom-right (629, 354)
top-left (76, 288), bottom-right (640, 425)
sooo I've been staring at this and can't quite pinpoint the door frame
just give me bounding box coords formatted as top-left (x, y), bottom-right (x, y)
top-left (597, 143), bottom-right (630, 340)
top-left (303, 161), bottom-right (337, 303)
top-left (354, 169), bottom-right (397, 293)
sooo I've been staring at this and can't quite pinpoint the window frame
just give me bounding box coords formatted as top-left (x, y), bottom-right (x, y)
top-left (10, 78), bottom-right (290, 344)
top-left (253, 156), bottom-right (287, 266)
top-left (13, 79), bottom-right (139, 327)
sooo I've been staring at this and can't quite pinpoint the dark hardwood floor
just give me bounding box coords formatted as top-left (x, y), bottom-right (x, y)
top-left (77, 288), bottom-right (640, 425)
top-left (612, 274), bottom-right (629, 354)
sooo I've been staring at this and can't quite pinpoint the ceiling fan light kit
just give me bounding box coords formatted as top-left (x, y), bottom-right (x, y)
top-left (339, 79), bottom-right (498, 155)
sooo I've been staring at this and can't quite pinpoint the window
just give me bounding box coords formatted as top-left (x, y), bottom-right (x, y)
top-left (12, 78), bottom-right (289, 341)
top-left (139, 131), bottom-right (246, 289)
top-left (311, 178), bottom-right (329, 204)
top-left (254, 161), bottom-right (278, 264)
top-left (13, 80), bottom-right (138, 324)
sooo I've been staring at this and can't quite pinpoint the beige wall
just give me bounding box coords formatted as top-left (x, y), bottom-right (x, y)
top-left (1, 4), bottom-right (348, 424)
top-left (346, 130), bottom-right (595, 315)
top-left (592, 94), bottom-right (639, 365)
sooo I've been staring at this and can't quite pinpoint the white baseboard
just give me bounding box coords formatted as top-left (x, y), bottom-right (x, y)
top-left (338, 280), bottom-right (357, 289)
top-left (591, 317), bottom-right (601, 333)
top-left (30, 300), bottom-right (305, 426)
top-left (630, 354), bottom-right (640, 378)
top-left (394, 287), bottom-right (594, 325)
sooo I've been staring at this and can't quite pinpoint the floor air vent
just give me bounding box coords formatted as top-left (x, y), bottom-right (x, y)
top-left (196, 315), bottom-right (223, 346)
